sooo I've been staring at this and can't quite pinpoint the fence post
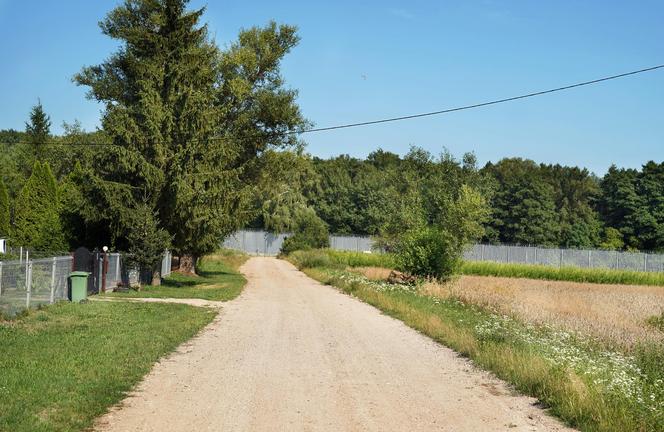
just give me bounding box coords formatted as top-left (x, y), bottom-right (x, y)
top-left (115, 254), bottom-right (121, 284)
top-left (615, 251), bottom-right (619, 269)
top-left (644, 254), bottom-right (648, 272)
top-left (50, 257), bottom-right (57, 304)
top-left (559, 249), bottom-right (564, 268)
top-left (588, 250), bottom-right (592, 268)
top-left (26, 260), bottom-right (32, 309)
top-left (506, 246), bottom-right (510, 263)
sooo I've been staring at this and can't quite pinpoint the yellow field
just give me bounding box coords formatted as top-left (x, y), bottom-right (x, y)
top-left (353, 267), bottom-right (664, 350)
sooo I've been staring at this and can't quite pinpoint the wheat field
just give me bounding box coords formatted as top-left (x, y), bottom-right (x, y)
top-left (352, 267), bottom-right (664, 349)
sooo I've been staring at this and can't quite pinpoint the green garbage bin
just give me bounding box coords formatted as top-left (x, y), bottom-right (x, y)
top-left (69, 271), bottom-right (89, 303)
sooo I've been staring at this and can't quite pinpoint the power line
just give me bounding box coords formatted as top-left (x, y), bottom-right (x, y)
top-left (1, 63), bottom-right (662, 147)
top-left (291, 64), bottom-right (664, 134)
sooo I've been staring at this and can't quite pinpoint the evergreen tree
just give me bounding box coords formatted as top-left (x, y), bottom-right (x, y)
top-left (0, 178), bottom-right (10, 238)
top-left (25, 100), bottom-right (51, 161)
top-left (635, 161), bottom-right (664, 251)
top-left (598, 166), bottom-right (642, 249)
top-left (126, 204), bottom-right (171, 285)
top-left (543, 165), bottom-right (601, 248)
top-left (13, 161), bottom-right (66, 253)
top-left (75, 0), bottom-right (306, 274)
top-left (485, 158), bottom-right (560, 246)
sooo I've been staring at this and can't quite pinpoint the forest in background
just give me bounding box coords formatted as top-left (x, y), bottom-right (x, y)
top-left (2, 124), bottom-right (664, 254)
top-left (247, 147), bottom-right (664, 252)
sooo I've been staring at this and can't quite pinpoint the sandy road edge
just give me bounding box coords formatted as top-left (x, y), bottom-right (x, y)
top-left (89, 295), bottom-right (232, 427)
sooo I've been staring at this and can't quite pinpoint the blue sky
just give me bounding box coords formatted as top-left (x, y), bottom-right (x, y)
top-left (0, 1), bottom-right (662, 173)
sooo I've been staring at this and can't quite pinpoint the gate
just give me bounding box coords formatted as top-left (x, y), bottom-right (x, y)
top-left (72, 247), bottom-right (104, 295)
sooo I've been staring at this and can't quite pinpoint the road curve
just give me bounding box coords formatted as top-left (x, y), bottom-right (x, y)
top-left (95, 257), bottom-right (574, 432)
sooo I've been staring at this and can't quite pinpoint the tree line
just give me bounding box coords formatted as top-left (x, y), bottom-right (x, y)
top-left (246, 148), bottom-right (664, 253)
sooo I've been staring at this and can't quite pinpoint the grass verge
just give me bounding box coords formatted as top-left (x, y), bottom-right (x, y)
top-left (288, 251), bottom-right (664, 432)
top-left (107, 250), bottom-right (248, 301)
top-left (0, 301), bottom-right (216, 432)
top-left (460, 261), bottom-right (664, 287)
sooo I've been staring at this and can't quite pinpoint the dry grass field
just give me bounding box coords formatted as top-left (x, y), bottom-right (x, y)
top-left (352, 267), bottom-right (664, 350)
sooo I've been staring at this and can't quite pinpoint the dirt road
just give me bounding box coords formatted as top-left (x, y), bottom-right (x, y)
top-left (96, 257), bottom-right (573, 432)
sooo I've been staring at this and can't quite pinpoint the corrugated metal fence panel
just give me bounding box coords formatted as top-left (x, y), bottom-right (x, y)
top-left (222, 230), bottom-right (288, 256)
top-left (223, 230), bottom-right (375, 256)
top-left (462, 244), bottom-right (664, 273)
top-left (329, 235), bottom-right (373, 252)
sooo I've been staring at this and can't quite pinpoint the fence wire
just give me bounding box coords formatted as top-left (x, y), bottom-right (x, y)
top-left (0, 256), bottom-right (72, 317)
top-left (0, 251), bottom-right (173, 317)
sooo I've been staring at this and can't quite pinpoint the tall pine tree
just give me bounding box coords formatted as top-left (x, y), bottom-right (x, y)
top-left (25, 100), bottom-right (51, 162)
top-left (76, 0), bottom-right (306, 274)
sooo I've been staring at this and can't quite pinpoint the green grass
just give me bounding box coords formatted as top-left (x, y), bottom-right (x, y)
top-left (288, 250), bottom-right (664, 432)
top-left (461, 261), bottom-right (664, 286)
top-left (289, 249), bottom-right (395, 270)
top-left (646, 312), bottom-right (664, 332)
top-left (107, 250), bottom-right (248, 301)
top-left (292, 249), bottom-right (664, 287)
top-left (0, 301), bottom-right (216, 432)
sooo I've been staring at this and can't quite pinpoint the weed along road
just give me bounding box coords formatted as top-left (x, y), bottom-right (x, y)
top-left (96, 257), bottom-right (574, 432)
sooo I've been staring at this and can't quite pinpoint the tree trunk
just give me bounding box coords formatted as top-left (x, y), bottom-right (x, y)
top-left (179, 254), bottom-right (197, 275)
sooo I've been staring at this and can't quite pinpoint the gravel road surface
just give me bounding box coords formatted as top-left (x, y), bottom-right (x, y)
top-left (95, 257), bottom-right (574, 432)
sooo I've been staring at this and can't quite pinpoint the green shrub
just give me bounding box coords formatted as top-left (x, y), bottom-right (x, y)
top-left (394, 226), bottom-right (462, 280)
top-left (280, 209), bottom-right (329, 255)
top-left (646, 312), bottom-right (664, 332)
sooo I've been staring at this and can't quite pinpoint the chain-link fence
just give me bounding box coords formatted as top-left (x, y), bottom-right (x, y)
top-left (0, 250), bottom-right (174, 317)
top-left (0, 256), bottom-right (72, 317)
top-left (463, 244), bottom-right (664, 272)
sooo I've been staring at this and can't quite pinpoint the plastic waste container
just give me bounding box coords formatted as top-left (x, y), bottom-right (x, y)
top-left (69, 271), bottom-right (89, 303)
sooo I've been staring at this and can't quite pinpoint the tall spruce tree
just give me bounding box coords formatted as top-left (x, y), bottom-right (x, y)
top-left (0, 178), bottom-right (10, 238)
top-left (25, 100), bottom-right (51, 162)
top-left (76, 0), bottom-right (306, 274)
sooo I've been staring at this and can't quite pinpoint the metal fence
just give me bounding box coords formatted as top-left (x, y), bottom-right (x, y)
top-left (464, 244), bottom-right (664, 272)
top-left (222, 230), bottom-right (374, 256)
top-left (0, 250), bottom-right (174, 316)
top-left (223, 230), bottom-right (664, 273)
top-left (0, 256), bottom-right (72, 317)
top-left (161, 250), bottom-right (173, 278)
